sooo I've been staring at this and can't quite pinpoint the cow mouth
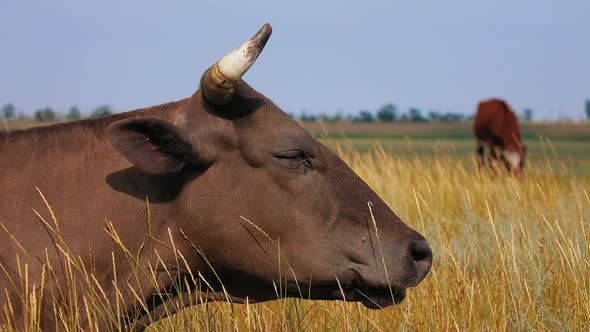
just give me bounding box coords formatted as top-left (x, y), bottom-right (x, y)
top-left (209, 284), bottom-right (406, 309)
top-left (200, 269), bottom-right (409, 309)
top-left (355, 286), bottom-right (406, 309)
top-left (334, 268), bottom-right (409, 308)
top-left (281, 271), bottom-right (409, 308)
top-left (344, 283), bottom-right (407, 309)
top-left (297, 272), bottom-right (408, 308)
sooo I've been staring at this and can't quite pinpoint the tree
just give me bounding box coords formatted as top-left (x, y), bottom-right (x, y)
top-left (586, 99), bottom-right (590, 120)
top-left (90, 105), bottom-right (113, 118)
top-left (439, 112), bottom-right (465, 122)
top-left (67, 106), bottom-right (81, 121)
top-left (2, 103), bottom-right (15, 120)
top-left (523, 108), bottom-right (533, 121)
top-left (376, 103), bottom-right (397, 122)
top-left (357, 110), bottom-right (374, 123)
top-left (34, 107), bottom-right (56, 122)
top-left (409, 107), bottom-right (427, 122)
top-left (299, 111), bottom-right (317, 122)
top-left (428, 111), bottom-right (441, 121)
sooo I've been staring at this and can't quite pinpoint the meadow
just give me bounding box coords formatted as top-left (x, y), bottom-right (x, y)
top-left (1, 120), bottom-right (589, 331)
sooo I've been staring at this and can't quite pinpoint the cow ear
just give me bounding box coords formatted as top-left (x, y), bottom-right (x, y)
top-left (107, 118), bottom-right (194, 175)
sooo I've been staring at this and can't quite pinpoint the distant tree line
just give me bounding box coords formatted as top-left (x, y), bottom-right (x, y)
top-left (3, 100), bottom-right (590, 123)
top-left (293, 101), bottom-right (590, 123)
top-left (295, 103), bottom-right (475, 123)
top-left (1, 103), bottom-right (114, 122)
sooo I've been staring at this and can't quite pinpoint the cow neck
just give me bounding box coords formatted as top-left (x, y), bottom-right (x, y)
top-left (502, 109), bottom-right (521, 150)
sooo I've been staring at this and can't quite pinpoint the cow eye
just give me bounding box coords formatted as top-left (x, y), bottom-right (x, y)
top-left (274, 150), bottom-right (313, 172)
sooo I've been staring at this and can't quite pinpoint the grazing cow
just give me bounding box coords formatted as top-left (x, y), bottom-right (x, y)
top-left (0, 24), bottom-right (432, 331)
top-left (474, 98), bottom-right (526, 175)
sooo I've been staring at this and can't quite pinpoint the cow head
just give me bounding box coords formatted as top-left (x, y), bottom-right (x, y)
top-left (502, 144), bottom-right (526, 175)
top-left (107, 24), bottom-right (432, 308)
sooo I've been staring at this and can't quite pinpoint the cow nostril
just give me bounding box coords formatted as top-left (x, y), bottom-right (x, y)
top-left (410, 239), bottom-right (433, 272)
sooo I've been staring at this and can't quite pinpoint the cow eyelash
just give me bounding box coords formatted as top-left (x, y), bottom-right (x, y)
top-left (297, 153), bottom-right (312, 170)
top-left (303, 157), bottom-right (312, 170)
top-left (275, 151), bottom-right (313, 171)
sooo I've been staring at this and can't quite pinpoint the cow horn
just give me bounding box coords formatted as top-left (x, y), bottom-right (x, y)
top-left (201, 23), bottom-right (272, 105)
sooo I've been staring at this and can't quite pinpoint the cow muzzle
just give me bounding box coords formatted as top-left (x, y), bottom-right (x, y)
top-left (343, 235), bottom-right (432, 309)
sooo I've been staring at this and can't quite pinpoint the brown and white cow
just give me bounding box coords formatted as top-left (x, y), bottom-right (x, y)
top-left (0, 24), bottom-right (432, 331)
top-left (474, 98), bottom-right (526, 175)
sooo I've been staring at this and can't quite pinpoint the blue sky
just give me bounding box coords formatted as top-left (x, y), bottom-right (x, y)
top-left (1, 1), bottom-right (589, 120)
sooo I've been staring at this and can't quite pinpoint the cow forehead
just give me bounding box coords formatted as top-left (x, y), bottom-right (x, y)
top-left (241, 106), bottom-right (316, 148)
top-left (217, 101), bottom-right (319, 170)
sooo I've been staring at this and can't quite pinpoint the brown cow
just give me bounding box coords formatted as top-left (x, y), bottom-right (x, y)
top-left (0, 24), bottom-right (432, 331)
top-left (474, 98), bottom-right (526, 175)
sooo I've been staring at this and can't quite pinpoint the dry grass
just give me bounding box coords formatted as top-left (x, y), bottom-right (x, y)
top-left (334, 145), bottom-right (590, 331)
top-left (1, 142), bottom-right (589, 331)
